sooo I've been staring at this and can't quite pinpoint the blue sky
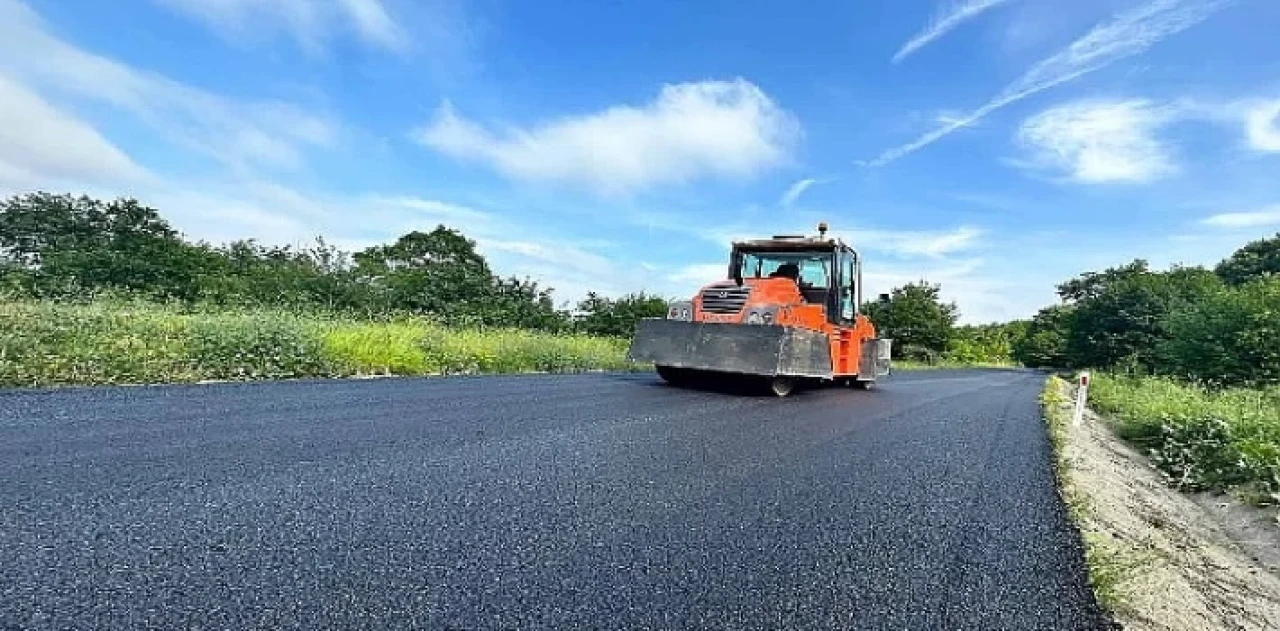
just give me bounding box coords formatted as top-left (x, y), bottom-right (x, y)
top-left (1, 0), bottom-right (1278, 322)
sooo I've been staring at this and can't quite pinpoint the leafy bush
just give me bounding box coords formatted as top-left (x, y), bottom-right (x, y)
top-left (187, 313), bottom-right (330, 380)
top-left (0, 300), bottom-right (191, 386)
top-left (1089, 374), bottom-right (1280, 498)
top-left (946, 321), bottom-right (1025, 364)
top-left (574, 292), bottom-right (671, 338)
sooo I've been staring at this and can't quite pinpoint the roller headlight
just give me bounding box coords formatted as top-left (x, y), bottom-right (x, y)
top-left (667, 301), bottom-right (694, 321)
top-left (744, 306), bottom-right (779, 325)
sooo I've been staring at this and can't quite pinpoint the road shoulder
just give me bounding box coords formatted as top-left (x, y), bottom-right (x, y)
top-left (1042, 376), bottom-right (1280, 631)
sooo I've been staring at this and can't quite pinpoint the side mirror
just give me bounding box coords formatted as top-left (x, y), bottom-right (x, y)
top-left (878, 293), bottom-right (890, 304)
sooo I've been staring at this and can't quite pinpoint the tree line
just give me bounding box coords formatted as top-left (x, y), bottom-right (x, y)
top-left (1011, 238), bottom-right (1280, 388)
top-left (4, 191), bottom-right (1277, 383)
top-left (0, 192), bottom-right (1019, 355)
top-left (0, 192), bottom-right (669, 337)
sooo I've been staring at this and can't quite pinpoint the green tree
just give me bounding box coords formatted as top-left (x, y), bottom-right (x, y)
top-left (0, 192), bottom-right (221, 300)
top-left (947, 321), bottom-right (1026, 364)
top-left (201, 238), bottom-right (373, 312)
top-left (1011, 305), bottom-right (1075, 368)
top-left (575, 292), bottom-right (670, 338)
top-left (1056, 259), bottom-right (1150, 303)
top-left (1158, 277), bottom-right (1280, 387)
top-left (1063, 265), bottom-right (1223, 370)
top-left (1215, 233), bottom-right (1280, 286)
top-left (862, 281), bottom-right (959, 360)
top-left (352, 227), bottom-right (570, 329)
top-left (354, 227), bottom-right (497, 320)
top-left (485, 276), bottom-right (570, 331)
top-left (0, 192), bottom-right (179, 265)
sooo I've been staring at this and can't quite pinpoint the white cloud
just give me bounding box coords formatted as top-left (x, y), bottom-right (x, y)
top-left (0, 74), bottom-right (151, 190)
top-left (0, 0), bottom-right (338, 172)
top-left (667, 263), bottom-right (731, 287)
top-left (893, 0), bottom-right (1016, 63)
top-left (780, 178), bottom-right (817, 207)
top-left (1200, 205), bottom-right (1280, 229)
top-left (838, 225), bottom-right (985, 258)
top-left (1016, 98), bottom-right (1177, 183)
top-left (154, 0), bottom-right (407, 53)
top-left (867, 0), bottom-right (1231, 166)
top-left (1245, 99), bottom-right (1280, 152)
top-left (414, 79), bottom-right (801, 195)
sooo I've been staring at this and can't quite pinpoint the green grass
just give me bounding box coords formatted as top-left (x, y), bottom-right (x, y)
top-left (1089, 374), bottom-right (1280, 502)
top-left (0, 299), bottom-right (635, 387)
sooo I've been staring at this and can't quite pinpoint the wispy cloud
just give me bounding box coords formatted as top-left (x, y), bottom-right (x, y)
top-left (1016, 98), bottom-right (1178, 183)
top-left (0, 74), bottom-right (152, 191)
top-left (1245, 99), bottom-right (1280, 152)
top-left (0, 0), bottom-right (338, 172)
top-left (414, 78), bottom-right (801, 196)
top-left (336, 0), bottom-right (408, 51)
top-left (867, 0), bottom-right (1232, 167)
top-left (893, 0), bottom-right (1016, 63)
top-left (154, 0), bottom-right (408, 53)
top-left (780, 178), bottom-right (817, 206)
top-left (1200, 205), bottom-right (1280, 229)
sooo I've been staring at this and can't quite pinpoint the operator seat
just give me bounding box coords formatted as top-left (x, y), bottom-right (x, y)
top-left (770, 263), bottom-right (800, 281)
top-left (771, 263), bottom-right (824, 304)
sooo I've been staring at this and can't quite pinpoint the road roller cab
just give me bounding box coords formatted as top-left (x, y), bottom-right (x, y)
top-left (627, 223), bottom-right (892, 396)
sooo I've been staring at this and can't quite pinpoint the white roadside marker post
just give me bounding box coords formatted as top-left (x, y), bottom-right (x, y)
top-left (1073, 371), bottom-right (1090, 427)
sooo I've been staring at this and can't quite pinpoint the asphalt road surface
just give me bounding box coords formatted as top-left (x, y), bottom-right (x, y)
top-left (1, 369), bottom-right (1108, 630)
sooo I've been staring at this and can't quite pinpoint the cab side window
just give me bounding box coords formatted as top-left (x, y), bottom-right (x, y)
top-left (840, 251), bottom-right (856, 321)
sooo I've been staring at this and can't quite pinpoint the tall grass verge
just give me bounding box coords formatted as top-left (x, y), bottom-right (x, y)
top-left (0, 299), bottom-right (634, 387)
top-left (1089, 374), bottom-right (1280, 503)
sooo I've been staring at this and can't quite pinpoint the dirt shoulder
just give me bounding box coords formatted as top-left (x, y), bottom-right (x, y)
top-left (1048, 377), bottom-right (1280, 631)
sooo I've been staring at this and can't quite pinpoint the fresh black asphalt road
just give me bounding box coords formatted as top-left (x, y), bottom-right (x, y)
top-left (1, 369), bottom-right (1108, 630)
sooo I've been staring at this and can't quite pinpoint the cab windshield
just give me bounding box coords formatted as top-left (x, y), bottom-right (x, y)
top-left (738, 250), bottom-right (831, 288)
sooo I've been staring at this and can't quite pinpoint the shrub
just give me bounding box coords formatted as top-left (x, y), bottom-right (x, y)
top-left (186, 313), bottom-right (330, 380)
